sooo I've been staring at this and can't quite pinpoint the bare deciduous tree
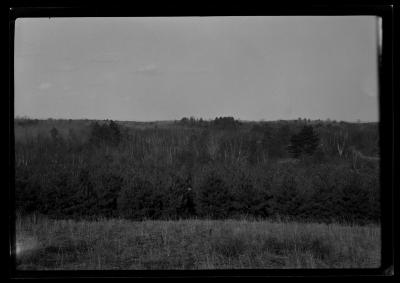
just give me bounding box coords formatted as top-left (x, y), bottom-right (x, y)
top-left (334, 129), bottom-right (348, 157)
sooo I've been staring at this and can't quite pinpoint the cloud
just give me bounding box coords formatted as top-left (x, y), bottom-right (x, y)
top-left (88, 52), bottom-right (120, 63)
top-left (131, 64), bottom-right (210, 76)
top-left (102, 71), bottom-right (118, 82)
top-left (58, 64), bottom-right (76, 72)
top-left (133, 64), bottom-right (162, 75)
top-left (38, 82), bottom-right (52, 90)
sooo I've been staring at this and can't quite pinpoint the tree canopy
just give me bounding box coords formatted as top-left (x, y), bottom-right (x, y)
top-left (287, 125), bottom-right (320, 158)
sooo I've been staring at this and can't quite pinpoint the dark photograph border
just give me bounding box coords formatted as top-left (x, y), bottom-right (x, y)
top-left (8, 1), bottom-right (396, 279)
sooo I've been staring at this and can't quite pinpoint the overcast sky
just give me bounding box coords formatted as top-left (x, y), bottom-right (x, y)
top-left (14, 16), bottom-right (379, 122)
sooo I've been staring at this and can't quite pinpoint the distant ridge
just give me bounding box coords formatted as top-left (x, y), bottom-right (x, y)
top-left (14, 116), bottom-right (378, 124)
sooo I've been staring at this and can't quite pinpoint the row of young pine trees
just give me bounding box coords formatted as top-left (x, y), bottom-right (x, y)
top-left (14, 119), bottom-right (380, 224)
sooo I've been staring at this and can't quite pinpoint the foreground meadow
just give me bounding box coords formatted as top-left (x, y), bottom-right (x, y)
top-left (15, 215), bottom-right (381, 270)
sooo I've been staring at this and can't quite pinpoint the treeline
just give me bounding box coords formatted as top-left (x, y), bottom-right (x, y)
top-left (14, 118), bottom-right (380, 224)
top-left (179, 116), bottom-right (241, 129)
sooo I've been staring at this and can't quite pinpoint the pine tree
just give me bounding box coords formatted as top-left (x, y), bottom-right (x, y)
top-left (197, 171), bottom-right (231, 218)
top-left (287, 125), bottom-right (320, 158)
top-left (300, 125), bottom-right (320, 155)
top-left (109, 120), bottom-right (122, 145)
top-left (287, 133), bottom-right (303, 158)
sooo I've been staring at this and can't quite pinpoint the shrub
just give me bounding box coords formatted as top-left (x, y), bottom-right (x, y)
top-left (230, 170), bottom-right (272, 218)
top-left (95, 173), bottom-right (123, 218)
top-left (163, 174), bottom-right (196, 219)
top-left (196, 169), bottom-right (232, 218)
top-left (15, 167), bottom-right (41, 214)
top-left (117, 177), bottom-right (162, 220)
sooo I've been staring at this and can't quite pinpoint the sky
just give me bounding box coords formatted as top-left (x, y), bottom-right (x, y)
top-left (14, 16), bottom-right (379, 122)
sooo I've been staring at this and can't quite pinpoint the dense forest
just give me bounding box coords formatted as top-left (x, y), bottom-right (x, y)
top-left (14, 117), bottom-right (380, 224)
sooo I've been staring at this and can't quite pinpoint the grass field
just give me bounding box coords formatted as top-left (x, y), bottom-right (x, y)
top-left (15, 215), bottom-right (381, 270)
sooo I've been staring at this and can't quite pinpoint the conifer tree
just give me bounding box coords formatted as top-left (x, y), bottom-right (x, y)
top-left (287, 125), bottom-right (320, 158)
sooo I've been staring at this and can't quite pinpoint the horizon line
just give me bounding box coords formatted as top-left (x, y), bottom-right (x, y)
top-left (14, 115), bottom-right (379, 124)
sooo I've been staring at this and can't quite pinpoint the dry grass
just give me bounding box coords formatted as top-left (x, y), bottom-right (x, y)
top-left (15, 215), bottom-right (381, 270)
